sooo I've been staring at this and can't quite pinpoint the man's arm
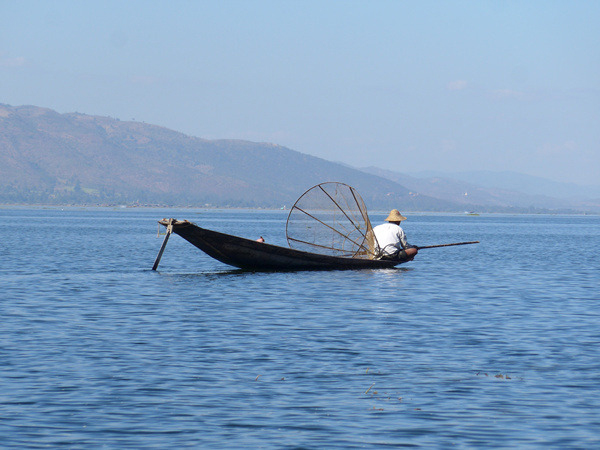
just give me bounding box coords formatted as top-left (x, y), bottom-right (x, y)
top-left (398, 228), bottom-right (409, 249)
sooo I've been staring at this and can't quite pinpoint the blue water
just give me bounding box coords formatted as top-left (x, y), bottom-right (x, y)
top-left (1, 207), bottom-right (599, 448)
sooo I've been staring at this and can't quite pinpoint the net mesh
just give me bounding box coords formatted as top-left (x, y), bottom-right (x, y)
top-left (286, 182), bottom-right (377, 259)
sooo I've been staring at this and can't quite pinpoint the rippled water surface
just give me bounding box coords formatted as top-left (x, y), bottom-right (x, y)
top-left (1, 207), bottom-right (599, 448)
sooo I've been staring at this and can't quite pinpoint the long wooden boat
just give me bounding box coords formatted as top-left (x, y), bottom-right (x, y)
top-left (156, 219), bottom-right (409, 271)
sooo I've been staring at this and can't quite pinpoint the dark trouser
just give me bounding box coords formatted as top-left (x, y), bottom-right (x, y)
top-left (379, 249), bottom-right (409, 261)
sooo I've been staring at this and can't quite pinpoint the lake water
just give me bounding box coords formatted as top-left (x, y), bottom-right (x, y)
top-left (1, 207), bottom-right (599, 448)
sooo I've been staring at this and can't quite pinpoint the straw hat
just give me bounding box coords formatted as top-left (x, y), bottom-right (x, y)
top-left (385, 209), bottom-right (407, 222)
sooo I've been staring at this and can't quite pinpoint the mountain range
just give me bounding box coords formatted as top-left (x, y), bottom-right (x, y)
top-left (1, 103), bottom-right (598, 213)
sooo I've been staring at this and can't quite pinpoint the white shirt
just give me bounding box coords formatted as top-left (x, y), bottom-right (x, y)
top-left (373, 222), bottom-right (409, 256)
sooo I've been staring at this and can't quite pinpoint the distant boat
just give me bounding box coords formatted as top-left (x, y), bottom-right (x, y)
top-left (153, 182), bottom-right (410, 271)
top-left (465, 211), bottom-right (480, 216)
top-left (155, 219), bottom-right (406, 271)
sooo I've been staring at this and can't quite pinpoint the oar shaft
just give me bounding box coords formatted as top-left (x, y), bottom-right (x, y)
top-left (152, 219), bottom-right (174, 270)
top-left (418, 241), bottom-right (479, 249)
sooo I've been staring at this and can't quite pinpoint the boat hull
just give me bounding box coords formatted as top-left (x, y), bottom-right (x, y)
top-left (159, 219), bottom-right (406, 271)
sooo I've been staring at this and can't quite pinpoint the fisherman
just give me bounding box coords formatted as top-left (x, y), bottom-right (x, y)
top-left (373, 209), bottom-right (418, 261)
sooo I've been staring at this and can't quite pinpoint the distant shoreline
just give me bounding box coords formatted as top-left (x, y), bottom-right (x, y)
top-left (0, 203), bottom-right (596, 216)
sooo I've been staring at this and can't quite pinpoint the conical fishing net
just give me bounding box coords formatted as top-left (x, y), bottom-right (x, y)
top-left (286, 182), bottom-right (377, 258)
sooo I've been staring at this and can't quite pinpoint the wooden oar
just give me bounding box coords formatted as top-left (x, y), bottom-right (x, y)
top-left (152, 219), bottom-right (174, 271)
top-left (417, 241), bottom-right (479, 249)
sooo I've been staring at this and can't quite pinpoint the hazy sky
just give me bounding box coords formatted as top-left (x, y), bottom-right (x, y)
top-left (1, 1), bottom-right (599, 185)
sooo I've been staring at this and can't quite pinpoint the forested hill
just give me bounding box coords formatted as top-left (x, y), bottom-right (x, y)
top-left (0, 104), bottom-right (455, 210)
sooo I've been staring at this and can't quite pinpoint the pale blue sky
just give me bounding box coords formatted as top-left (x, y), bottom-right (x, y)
top-left (1, 1), bottom-right (599, 185)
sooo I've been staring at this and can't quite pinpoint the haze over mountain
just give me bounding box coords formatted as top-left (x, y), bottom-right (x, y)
top-left (1, 104), bottom-right (597, 213)
top-left (361, 167), bottom-right (600, 213)
top-left (413, 170), bottom-right (600, 200)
